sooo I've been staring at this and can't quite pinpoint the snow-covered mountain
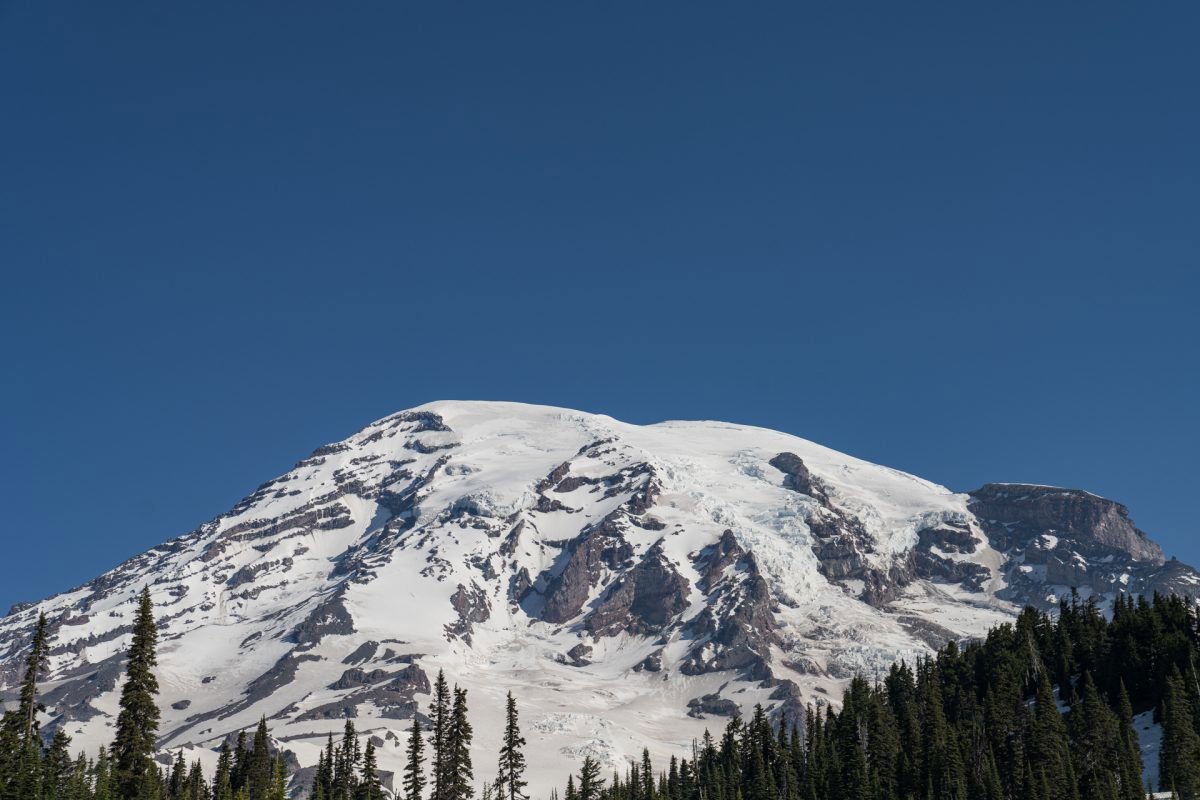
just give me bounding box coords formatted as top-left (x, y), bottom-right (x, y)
top-left (1, 401), bottom-right (1195, 793)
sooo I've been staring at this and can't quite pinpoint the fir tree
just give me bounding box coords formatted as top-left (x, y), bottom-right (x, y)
top-left (640, 750), bottom-right (653, 800)
top-left (495, 692), bottom-right (527, 800)
top-left (577, 758), bottom-right (604, 800)
top-left (1160, 668), bottom-right (1200, 799)
top-left (358, 740), bottom-right (382, 800)
top-left (403, 718), bottom-right (426, 800)
top-left (445, 687), bottom-right (474, 800)
top-left (1114, 680), bottom-right (1145, 800)
top-left (213, 741), bottom-right (234, 800)
top-left (169, 750), bottom-right (188, 800)
top-left (248, 718), bottom-right (273, 800)
top-left (429, 671), bottom-right (451, 800)
top-left (17, 612), bottom-right (49, 742)
top-left (334, 721), bottom-right (360, 800)
top-left (43, 729), bottom-right (75, 800)
top-left (95, 746), bottom-right (115, 800)
top-left (113, 587), bottom-right (162, 800)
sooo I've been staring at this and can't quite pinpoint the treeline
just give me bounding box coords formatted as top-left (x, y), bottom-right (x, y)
top-left (553, 592), bottom-right (1200, 800)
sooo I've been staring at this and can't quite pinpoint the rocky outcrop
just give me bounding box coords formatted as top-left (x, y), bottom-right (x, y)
top-left (446, 583), bottom-right (491, 642)
top-left (687, 693), bottom-right (740, 718)
top-left (539, 513), bottom-right (634, 624)
top-left (297, 663), bottom-right (430, 722)
top-left (964, 483), bottom-right (1196, 609)
top-left (683, 548), bottom-right (779, 680)
top-left (584, 542), bottom-right (690, 637)
top-left (698, 530), bottom-right (744, 592)
top-left (289, 594), bottom-right (356, 645)
top-left (969, 484), bottom-right (1164, 564)
top-left (772, 452), bottom-right (906, 606)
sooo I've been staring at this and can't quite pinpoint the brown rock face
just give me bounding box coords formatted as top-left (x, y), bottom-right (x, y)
top-left (540, 513), bottom-right (634, 624)
top-left (683, 541), bottom-right (780, 680)
top-left (584, 542), bottom-right (691, 637)
top-left (968, 484), bottom-right (1164, 564)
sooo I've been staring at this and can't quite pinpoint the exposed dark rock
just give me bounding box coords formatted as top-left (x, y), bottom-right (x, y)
top-left (895, 615), bottom-right (960, 650)
top-left (773, 452), bottom-right (909, 606)
top-left (40, 652), bottom-right (125, 725)
top-left (296, 663), bottom-right (429, 722)
top-left (404, 439), bottom-right (457, 454)
top-left (446, 583), bottom-right (490, 642)
top-left (782, 656), bottom-right (825, 676)
top-left (227, 558), bottom-right (294, 589)
top-left (584, 542), bottom-right (690, 637)
top-left (769, 452), bottom-right (828, 502)
top-left (909, 547), bottom-right (990, 592)
top-left (341, 641), bottom-right (379, 665)
top-left (559, 643), bottom-right (593, 667)
top-left (311, 443), bottom-right (351, 458)
top-left (633, 649), bottom-right (664, 673)
top-left (683, 551), bottom-right (780, 680)
top-left (766, 678), bottom-right (806, 724)
top-left (969, 483), bottom-right (1164, 564)
top-left (696, 530), bottom-right (746, 592)
top-left (171, 700), bottom-right (192, 710)
top-left (687, 693), bottom-right (740, 718)
top-left (289, 594), bottom-right (355, 645)
top-left (964, 483), bottom-right (1200, 610)
top-left (499, 522), bottom-right (525, 557)
top-left (917, 524), bottom-right (977, 555)
top-left (540, 513), bottom-right (634, 624)
top-left (242, 652), bottom-right (322, 709)
top-left (330, 668), bottom-right (392, 690)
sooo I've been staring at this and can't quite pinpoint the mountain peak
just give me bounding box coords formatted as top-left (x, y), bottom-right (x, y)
top-left (1, 402), bottom-right (1193, 793)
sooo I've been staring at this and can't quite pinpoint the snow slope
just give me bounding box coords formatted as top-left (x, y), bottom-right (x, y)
top-left (0, 401), bottom-right (1192, 795)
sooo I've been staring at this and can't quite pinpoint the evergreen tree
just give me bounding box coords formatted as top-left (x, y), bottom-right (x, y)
top-left (17, 612), bottom-right (50, 742)
top-left (233, 732), bottom-right (250, 797)
top-left (495, 692), bottom-right (527, 800)
top-left (169, 750), bottom-right (187, 800)
top-left (429, 671), bottom-right (451, 800)
top-left (1068, 673), bottom-right (1120, 800)
top-left (358, 740), bottom-right (382, 800)
top-left (186, 760), bottom-right (209, 800)
top-left (266, 755), bottom-right (286, 800)
top-left (113, 587), bottom-right (162, 800)
top-left (333, 721), bottom-right (360, 800)
top-left (577, 758), bottom-right (604, 800)
top-left (214, 741), bottom-right (234, 800)
top-left (95, 746), bottom-right (115, 800)
top-left (445, 687), bottom-right (474, 800)
top-left (1160, 668), bottom-right (1200, 799)
top-left (639, 750), bottom-right (652, 800)
top-left (403, 718), bottom-right (426, 800)
top-left (1114, 680), bottom-right (1145, 800)
top-left (248, 718), bottom-right (273, 800)
top-left (43, 729), bottom-right (74, 800)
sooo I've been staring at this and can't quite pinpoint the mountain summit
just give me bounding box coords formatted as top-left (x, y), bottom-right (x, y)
top-left (2, 401), bottom-right (1194, 791)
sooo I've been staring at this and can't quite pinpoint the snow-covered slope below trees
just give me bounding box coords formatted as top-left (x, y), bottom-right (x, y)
top-left (1, 401), bottom-right (1194, 794)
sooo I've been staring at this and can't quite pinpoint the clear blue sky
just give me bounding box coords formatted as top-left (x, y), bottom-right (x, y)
top-left (2, 2), bottom-right (1197, 612)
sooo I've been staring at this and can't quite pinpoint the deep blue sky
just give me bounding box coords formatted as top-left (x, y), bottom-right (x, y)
top-left (2, 3), bottom-right (1197, 612)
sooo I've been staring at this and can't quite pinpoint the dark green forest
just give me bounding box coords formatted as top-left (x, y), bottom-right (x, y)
top-left (3, 590), bottom-right (1200, 800)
